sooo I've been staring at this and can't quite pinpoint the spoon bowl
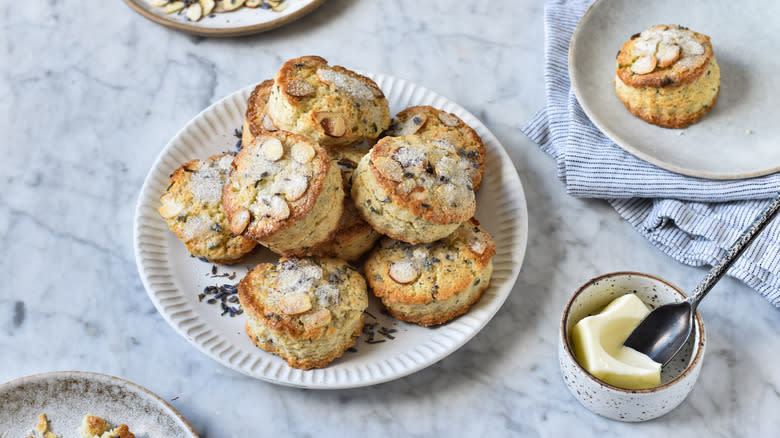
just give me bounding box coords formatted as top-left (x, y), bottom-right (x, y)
top-left (623, 300), bottom-right (693, 366)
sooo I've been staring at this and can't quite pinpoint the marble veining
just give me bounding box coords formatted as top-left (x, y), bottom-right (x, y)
top-left (1, 0), bottom-right (778, 436)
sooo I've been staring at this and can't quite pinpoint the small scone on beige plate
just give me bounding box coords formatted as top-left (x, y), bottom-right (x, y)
top-left (364, 219), bottom-right (495, 326)
top-left (265, 55), bottom-right (391, 148)
top-left (615, 24), bottom-right (720, 128)
top-left (351, 135), bottom-right (477, 244)
top-left (383, 106), bottom-right (486, 190)
top-left (222, 130), bottom-right (345, 256)
top-left (238, 257), bottom-right (368, 369)
top-left (158, 154), bottom-right (257, 264)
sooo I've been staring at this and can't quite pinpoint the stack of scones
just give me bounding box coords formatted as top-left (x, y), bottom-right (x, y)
top-left (158, 56), bottom-right (497, 369)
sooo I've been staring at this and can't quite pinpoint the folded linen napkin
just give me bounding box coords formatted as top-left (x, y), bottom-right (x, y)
top-left (522, 0), bottom-right (780, 307)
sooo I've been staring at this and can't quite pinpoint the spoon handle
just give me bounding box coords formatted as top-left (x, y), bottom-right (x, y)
top-left (689, 193), bottom-right (780, 309)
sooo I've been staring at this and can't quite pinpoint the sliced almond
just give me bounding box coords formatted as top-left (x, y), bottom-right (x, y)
top-left (679, 40), bottom-right (704, 56)
top-left (219, 0), bottom-right (244, 12)
top-left (302, 308), bottom-right (331, 328)
top-left (291, 142), bottom-right (315, 164)
top-left (389, 260), bottom-right (420, 284)
top-left (186, 3), bottom-right (203, 21)
top-left (394, 114), bottom-right (427, 136)
top-left (271, 1), bottom-right (288, 12)
top-left (152, 0), bottom-right (168, 6)
top-left (469, 238), bottom-right (488, 255)
top-left (396, 178), bottom-right (417, 195)
top-left (630, 55), bottom-right (658, 74)
top-left (269, 195), bottom-right (290, 220)
top-left (656, 43), bottom-right (680, 68)
top-left (284, 174), bottom-right (309, 202)
top-left (285, 80), bottom-right (315, 97)
top-left (245, 0), bottom-right (262, 7)
top-left (314, 111), bottom-right (346, 137)
top-left (230, 208), bottom-right (250, 234)
top-left (200, 0), bottom-right (215, 15)
top-left (437, 112), bottom-right (460, 127)
top-left (262, 137), bottom-right (284, 161)
top-left (261, 114), bottom-right (277, 131)
top-left (163, 1), bottom-right (185, 13)
top-left (158, 195), bottom-right (185, 218)
top-left (374, 156), bottom-right (403, 182)
top-left (279, 294), bottom-right (312, 315)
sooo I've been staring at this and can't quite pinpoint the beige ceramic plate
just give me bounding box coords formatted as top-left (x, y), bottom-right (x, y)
top-left (0, 371), bottom-right (198, 437)
top-left (570, 0), bottom-right (780, 179)
top-left (122, 0), bottom-right (326, 37)
top-left (134, 73), bottom-right (528, 389)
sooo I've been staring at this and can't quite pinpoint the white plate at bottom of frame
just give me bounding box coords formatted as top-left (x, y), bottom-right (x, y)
top-left (0, 371), bottom-right (198, 437)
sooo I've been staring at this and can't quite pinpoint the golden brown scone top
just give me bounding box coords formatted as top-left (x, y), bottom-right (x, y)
top-left (239, 257), bottom-right (367, 339)
top-left (158, 154), bottom-right (257, 264)
top-left (368, 135), bottom-right (476, 224)
top-left (271, 55), bottom-right (391, 146)
top-left (222, 131), bottom-right (334, 240)
top-left (617, 24), bottom-right (713, 88)
top-left (365, 218), bottom-right (495, 305)
top-left (384, 106), bottom-right (486, 190)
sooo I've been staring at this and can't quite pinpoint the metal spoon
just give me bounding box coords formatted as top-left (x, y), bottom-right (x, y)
top-left (623, 193), bottom-right (780, 366)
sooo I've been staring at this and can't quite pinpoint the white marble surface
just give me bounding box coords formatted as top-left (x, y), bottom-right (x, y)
top-left (2, 1), bottom-right (779, 436)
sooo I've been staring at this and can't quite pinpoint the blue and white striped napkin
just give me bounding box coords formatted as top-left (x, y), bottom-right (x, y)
top-left (523, 0), bottom-right (780, 306)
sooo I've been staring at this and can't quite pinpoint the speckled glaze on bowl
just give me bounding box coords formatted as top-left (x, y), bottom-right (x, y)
top-left (558, 272), bottom-right (706, 422)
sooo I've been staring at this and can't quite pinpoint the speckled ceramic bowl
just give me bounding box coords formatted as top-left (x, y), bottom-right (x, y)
top-left (558, 272), bottom-right (706, 422)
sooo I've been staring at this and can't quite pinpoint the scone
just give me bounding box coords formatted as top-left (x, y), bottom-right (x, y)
top-left (222, 131), bottom-right (344, 256)
top-left (309, 200), bottom-right (381, 262)
top-left (351, 135), bottom-right (476, 244)
top-left (384, 106), bottom-right (486, 190)
top-left (615, 24), bottom-right (720, 128)
top-left (158, 154), bottom-right (256, 264)
top-left (306, 142), bottom-right (379, 262)
top-left (329, 141), bottom-right (372, 188)
top-left (242, 79), bottom-right (274, 146)
top-left (238, 257), bottom-right (368, 369)
top-left (364, 219), bottom-right (495, 326)
top-left (265, 56), bottom-right (391, 148)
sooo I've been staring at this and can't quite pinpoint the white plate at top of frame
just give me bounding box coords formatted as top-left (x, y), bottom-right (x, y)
top-left (570, 0), bottom-right (780, 179)
top-left (133, 73), bottom-right (528, 389)
top-left (122, 0), bottom-right (326, 37)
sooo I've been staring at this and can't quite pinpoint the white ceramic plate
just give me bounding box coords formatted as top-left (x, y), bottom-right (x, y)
top-left (0, 371), bottom-right (197, 437)
top-left (133, 73), bottom-right (528, 389)
top-left (570, 0), bottom-right (780, 179)
top-left (122, 0), bottom-right (326, 37)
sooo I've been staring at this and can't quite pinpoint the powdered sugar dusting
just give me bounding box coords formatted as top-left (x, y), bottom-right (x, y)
top-left (393, 146), bottom-right (425, 169)
top-left (432, 139), bottom-right (456, 153)
top-left (190, 155), bottom-right (232, 204)
top-left (276, 259), bottom-right (323, 298)
top-left (182, 215), bottom-right (210, 240)
top-left (315, 284), bottom-right (340, 307)
top-left (317, 68), bottom-right (375, 101)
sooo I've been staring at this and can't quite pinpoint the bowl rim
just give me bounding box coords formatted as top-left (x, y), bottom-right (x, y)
top-left (560, 271), bottom-right (706, 394)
